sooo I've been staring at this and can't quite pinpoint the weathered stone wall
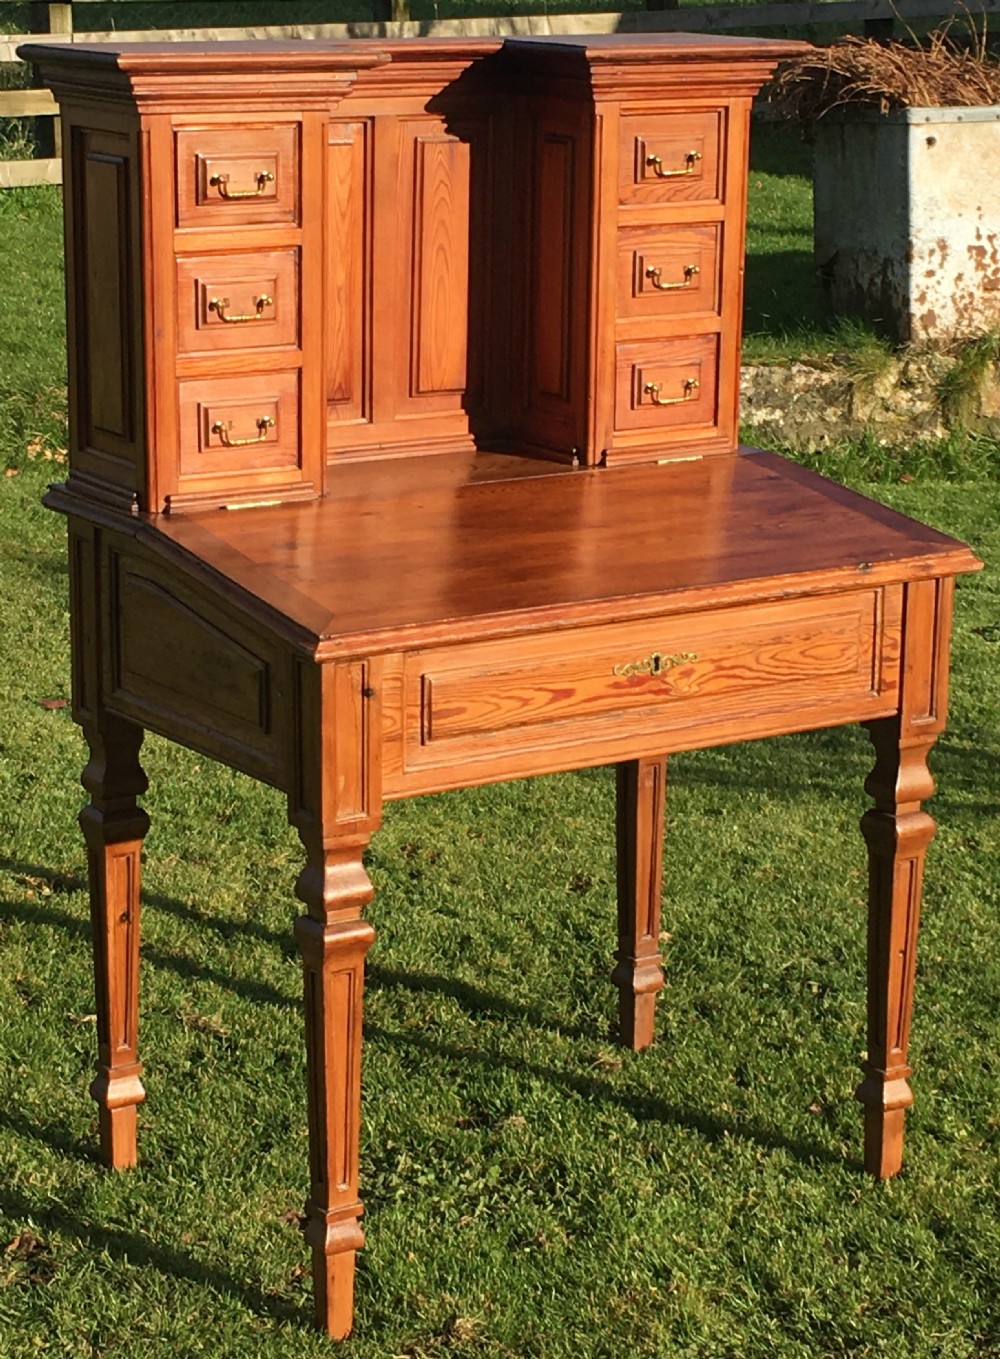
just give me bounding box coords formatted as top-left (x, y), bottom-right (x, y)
top-left (740, 349), bottom-right (1000, 448)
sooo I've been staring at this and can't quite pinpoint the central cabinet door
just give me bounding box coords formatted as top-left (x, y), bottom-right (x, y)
top-left (326, 106), bottom-right (488, 460)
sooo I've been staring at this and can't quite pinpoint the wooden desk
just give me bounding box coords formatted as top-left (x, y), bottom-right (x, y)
top-left (46, 448), bottom-right (980, 1337)
top-left (22, 33), bottom-right (982, 1341)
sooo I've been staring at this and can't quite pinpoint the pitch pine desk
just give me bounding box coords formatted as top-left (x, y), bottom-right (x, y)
top-left (26, 35), bottom-right (982, 1340)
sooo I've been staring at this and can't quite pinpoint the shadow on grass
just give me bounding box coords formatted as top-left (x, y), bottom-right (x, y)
top-left (0, 1184), bottom-right (306, 1327)
top-left (0, 888), bottom-right (297, 1013)
top-left (0, 1107), bottom-right (100, 1165)
top-left (364, 1021), bottom-right (857, 1175)
top-left (0, 879), bottom-right (854, 1177)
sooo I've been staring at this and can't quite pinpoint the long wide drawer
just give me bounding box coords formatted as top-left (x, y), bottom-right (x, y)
top-left (393, 589), bottom-right (901, 788)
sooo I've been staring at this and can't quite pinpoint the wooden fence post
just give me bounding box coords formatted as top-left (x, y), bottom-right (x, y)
top-left (27, 2), bottom-right (72, 157)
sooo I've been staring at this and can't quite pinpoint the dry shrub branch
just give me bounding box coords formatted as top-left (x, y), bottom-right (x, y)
top-left (769, 26), bottom-right (1000, 121)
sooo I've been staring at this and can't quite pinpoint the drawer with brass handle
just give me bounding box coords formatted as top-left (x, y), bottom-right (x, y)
top-left (176, 124), bottom-right (300, 228)
top-left (178, 371), bottom-right (300, 480)
top-left (398, 589), bottom-right (899, 782)
top-left (177, 249), bottom-right (299, 355)
top-left (619, 110), bottom-right (723, 206)
top-left (617, 225), bottom-right (721, 320)
top-left (615, 336), bottom-right (718, 433)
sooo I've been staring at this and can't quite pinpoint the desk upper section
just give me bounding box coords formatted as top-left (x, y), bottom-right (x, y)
top-left (24, 34), bottom-right (806, 515)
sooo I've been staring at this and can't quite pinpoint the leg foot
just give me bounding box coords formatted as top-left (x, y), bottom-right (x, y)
top-left (613, 757), bottom-right (667, 1051)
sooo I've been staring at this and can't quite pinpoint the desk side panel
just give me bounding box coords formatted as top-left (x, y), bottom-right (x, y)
top-left (61, 101), bottom-right (149, 512)
top-left (83, 525), bottom-right (296, 788)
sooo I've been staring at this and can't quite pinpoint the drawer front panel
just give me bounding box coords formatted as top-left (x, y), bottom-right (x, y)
top-left (401, 590), bottom-right (896, 776)
top-left (615, 336), bottom-right (718, 433)
top-left (619, 111), bottom-right (723, 206)
top-left (617, 225), bottom-right (721, 320)
top-left (176, 249), bottom-right (299, 355)
top-left (178, 371), bottom-right (300, 480)
top-left (176, 125), bottom-right (299, 228)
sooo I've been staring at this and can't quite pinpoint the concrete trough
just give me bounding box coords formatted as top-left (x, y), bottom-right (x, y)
top-left (813, 105), bottom-right (1000, 343)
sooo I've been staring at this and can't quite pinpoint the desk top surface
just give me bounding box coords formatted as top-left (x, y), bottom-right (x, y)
top-left (153, 450), bottom-right (980, 656)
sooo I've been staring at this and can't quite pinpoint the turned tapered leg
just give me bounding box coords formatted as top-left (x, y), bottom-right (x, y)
top-left (613, 757), bottom-right (668, 1051)
top-left (856, 716), bottom-right (938, 1178)
top-left (79, 715), bottom-right (149, 1170)
top-left (294, 841), bottom-right (375, 1340)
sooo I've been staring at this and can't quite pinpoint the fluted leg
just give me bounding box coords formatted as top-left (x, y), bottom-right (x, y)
top-left (613, 757), bottom-right (668, 1051)
top-left (294, 840), bottom-right (375, 1340)
top-left (856, 716), bottom-right (937, 1178)
top-left (79, 715), bottom-right (149, 1170)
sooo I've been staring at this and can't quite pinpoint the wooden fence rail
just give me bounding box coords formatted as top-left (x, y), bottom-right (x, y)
top-left (2, 0), bottom-right (999, 187)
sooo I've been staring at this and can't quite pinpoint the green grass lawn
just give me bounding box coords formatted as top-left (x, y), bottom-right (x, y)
top-left (2, 177), bottom-right (1000, 1357)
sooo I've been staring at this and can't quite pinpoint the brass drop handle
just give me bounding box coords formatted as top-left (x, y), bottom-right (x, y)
top-left (209, 170), bottom-right (275, 200)
top-left (211, 416), bottom-right (275, 448)
top-left (646, 263), bottom-right (700, 292)
top-left (643, 378), bottom-right (700, 407)
top-left (614, 651), bottom-right (699, 679)
top-left (208, 294), bottom-right (273, 324)
top-left (646, 150), bottom-right (702, 179)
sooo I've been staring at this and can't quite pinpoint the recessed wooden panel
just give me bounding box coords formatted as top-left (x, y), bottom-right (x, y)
top-left (404, 589), bottom-right (893, 773)
top-left (411, 134), bottom-right (470, 397)
top-left (615, 335), bottom-right (719, 433)
top-left (619, 110), bottom-right (723, 206)
top-left (617, 224), bottom-right (722, 320)
top-left (326, 121), bottom-right (368, 421)
top-left (75, 128), bottom-right (138, 458)
top-left (176, 124), bottom-right (300, 228)
top-left (178, 371), bottom-right (300, 480)
top-left (533, 131), bottom-right (575, 402)
top-left (105, 549), bottom-right (285, 787)
top-left (176, 249), bottom-right (299, 355)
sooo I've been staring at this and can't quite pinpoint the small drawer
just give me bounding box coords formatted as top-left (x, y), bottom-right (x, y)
top-left (617, 225), bottom-right (721, 320)
top-left (176, 250), bottom-right (299, 356)
top-left (176, 125), bottom-right (299, 228)
top-left (177, 371), bottom-right (300, 480)
top-left (619, 110), bottom-right (723, 207)
top-left (403, 590), bottom-right (893, 770)
top-left (615, 336), bottom-right (718, 433)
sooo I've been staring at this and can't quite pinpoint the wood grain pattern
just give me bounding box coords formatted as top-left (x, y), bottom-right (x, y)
top-left (856, 576), bottom-right (956, 1178)
top-left (616, 224), bottom-right (721, 321)
top-left (175, 248), bottom-right (299, 356)
top-left (412, 133), bottom-right (470, 397)
top-left (176, 123), bottom-right (299, 229)
top-left (155, 450), bottom-right (979, 656)
top-left (79, 713), bottom-right (149, 1170)
top-left (620, 109), bottom-right (722, 207)
top-left (65, 116), bottom-right (146, 507)
top-left (615, 334), bottom-right (719, 434)
top-left (289, 661), bottom-right (383, 1339)
top-left (326, 120), bottom-right (368, 420)
top-left (177, 370), bottom-right (300, 484)
top-left (533, 131), bottom-right (576, 403)
top-left (613, 757), bottom-right (668, 1051)
top-left (103, 541), bottom-right (289, 788)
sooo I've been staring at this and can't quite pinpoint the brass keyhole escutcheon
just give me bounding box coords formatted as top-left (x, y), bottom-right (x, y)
top-left (613, 651), bottom-right (699, 679)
